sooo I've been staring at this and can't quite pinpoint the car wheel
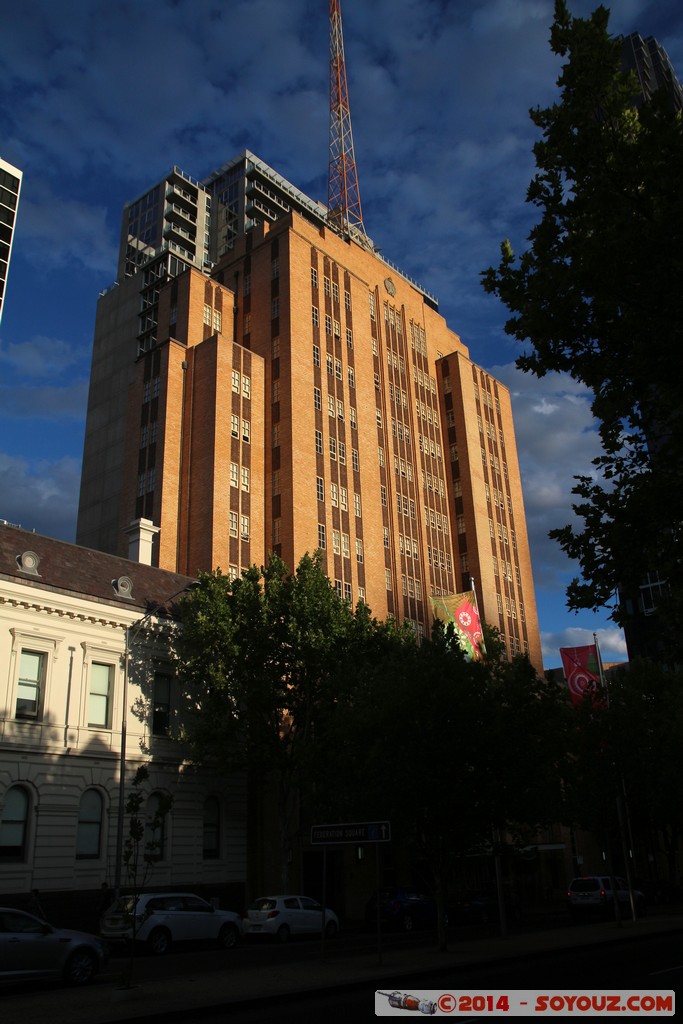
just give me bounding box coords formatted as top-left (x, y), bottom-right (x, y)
top-left (63, 948), bottom-right (98, 986)
top-left (402, 914), bottom-right (414, 931)
top-left (324, 920), bottom-right (338, 939)
top-left (147, 926), bottom-right (171, 955)
top-left (276, 924), bottom-right (290, 943)
top-left (218, 923), bottom-right (238, 949)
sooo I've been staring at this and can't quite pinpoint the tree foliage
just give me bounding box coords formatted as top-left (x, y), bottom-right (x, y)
top-left (482, 1), bottom-right (683, 642)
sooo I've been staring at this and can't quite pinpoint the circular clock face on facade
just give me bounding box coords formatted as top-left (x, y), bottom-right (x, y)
top-left (384, 277), bottom-right (396, 296)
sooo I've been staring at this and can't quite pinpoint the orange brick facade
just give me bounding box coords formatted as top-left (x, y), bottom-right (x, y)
top-left (118, 211), bottom-right (543, 674)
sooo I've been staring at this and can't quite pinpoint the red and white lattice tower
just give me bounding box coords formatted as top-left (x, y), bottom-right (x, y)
top-left (328, 0), bottom-right (366, 239)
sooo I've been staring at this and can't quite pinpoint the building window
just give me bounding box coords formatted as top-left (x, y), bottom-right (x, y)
top-left (88, 663), bottom-right (112, 728)
top-left (338, 441), bottom-right (346, 464)
top-left (324, 276), bottom-right (331, 296)
top-left (335, 358), bottom-right (342, 380)
top-left (329, 437), bottom-right (337, 460)
top-left (242, 375), bottom-right (251, 399)
top-left (242, 419), bottom-right (250, 443)
top-left (325, 314), bottom-right (332, 335)
top-left (272, 336), bottom-right (280, 358)
top-left (327, 353), bottom-right (334, 375)
top-left (346, 327), bottom-right (353, 347)
top-left (271, 298), bottom-right (279, 319)
top-left (203, 304), bottom-right (212, 326)
top-left (230, 462), bottom-right (238, 488)
top-left (213, 308), bottom-right (222, 332)
top-left (203, 797), bottom-right (220, 859)
top-left (380, 485), bottom-right (387, 506)
top-left (272, 380), bottom-right (280, 403)
top-left (229, 511), bottom-right (238, 538)
top-left (0, 786), bottom-right (29, 862)
top-left (241, 466), bottom-right (250, 492)
top-left (328, 395), bottom-right (335, 417)
top-left (272, 470), bottom-right (281, 495)
top-left (337, 399), bottom-right (344, 421)
top-left (232, 369), bottom-right (240, 393)
top-left (153, 671), bottom-right (171, 735)
top-left (356, 538), bottom-right (363, 563)
top-left (352, 448), bottom-right (359, 471)
top-left (333, 530), bottom-right (341, 555)
top-left (240, 515), bottom-right (250, 540)
top-left (16, 650), bottom-right (45, 719)
top-left (332, 281), bottom-right (339, 302)
top-left (271, 257), bottom-right (279, 279)
top-left (311, 267), bottom-right (318, 288)
top-left (318, 524), bottom-right (326, 549)
top-left (314, 387), bottom-right (321, 410)
top-left (273, 518), bottom-right (281, 544)
top-left (348, 367), bottom-right (355, 389)
top-left (340, 486), bottom-right (348, 511)
top-left (315, 429), bottom-right (323, 454)
top-left (76, 789), bottom-right (103, 859)
top-left (354, 493), bottom-right (361, 517)
top-left (376, 408), bottom-right (382, 428)
top-left (316, 476), bottom-right (324, 502)
top-left (345, 290), bottom-right (351, 310)
top-left (385, 568), bottom-right (392, 590)
top-left (231, 414), bottom-right (239, 438)
top-left (369, 293), bottom-right (376, 320)
top-left (313, 344), bottom-right (320, 367)
top-left (331, 482), bottom-right (338, 507)
top-left (344, 581), bottom-right (352, 602)
top-left (312, 305), bottom-right (319, 327)
top-left (383, 527), bottom-right (389, 548)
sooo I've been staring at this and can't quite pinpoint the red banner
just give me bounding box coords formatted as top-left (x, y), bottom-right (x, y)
top-left (430, 591), bottom-right (486, 661)
top-left (559, 645), bottom-right (601, 705)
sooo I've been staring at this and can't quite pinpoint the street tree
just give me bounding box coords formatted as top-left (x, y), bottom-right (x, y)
top-left (481, 1), bottom-right (683, 651)
top-left (173, 551), bottom-right (387, 887)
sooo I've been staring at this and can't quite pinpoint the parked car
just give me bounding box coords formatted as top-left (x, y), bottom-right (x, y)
top-left (567, 876), bottom-right (645, 919)
top-left (0, 908), bottom-right (108, 985)
top-left (100, 892), bottom-right (242, 954)
top-left (243, 895), bottom-right (339, 942)
top-left (364, 887), bottom-right (442, 932)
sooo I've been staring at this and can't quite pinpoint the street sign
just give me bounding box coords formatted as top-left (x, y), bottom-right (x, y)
top-left (310, 821), bottom-right (391, 845)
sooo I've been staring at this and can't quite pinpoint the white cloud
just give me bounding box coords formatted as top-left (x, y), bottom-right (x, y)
top-left (0, 452), bottom-right (80, 541)
top-left (0, 334), bottom-right (84, 377)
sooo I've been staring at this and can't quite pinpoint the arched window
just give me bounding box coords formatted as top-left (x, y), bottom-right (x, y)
top-left (76, 789), bottom-right (103, 859)
top-left (0, 786), bottom-right (29, 862)
top-left (145, 792), bottom-right (168, 861)
top-left (202, 797), bottom-right (220, 859)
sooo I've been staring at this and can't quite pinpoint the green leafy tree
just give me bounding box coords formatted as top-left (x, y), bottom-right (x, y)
top-left (315, 623), bottom-right (571, 949)
top-left (174, 552), bottom-right (374, 887)
top-left (482, 1), bottom-right (683, 651)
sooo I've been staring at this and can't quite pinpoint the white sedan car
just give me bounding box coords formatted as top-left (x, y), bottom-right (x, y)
top-left (243, 895), bottom-right (339, 942)
top-left (100, 892), bottom-right (242, 954)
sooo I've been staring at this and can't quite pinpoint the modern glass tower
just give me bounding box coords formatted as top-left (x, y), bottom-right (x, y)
top-left (0, 157), bottom-right (22, 325)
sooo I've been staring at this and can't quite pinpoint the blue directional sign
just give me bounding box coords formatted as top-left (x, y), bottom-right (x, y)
top-left (310, 821), bottom-right (391, 844)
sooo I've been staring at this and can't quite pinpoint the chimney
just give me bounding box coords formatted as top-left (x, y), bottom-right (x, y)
top-left (124, 518), bottom-right (160, 566)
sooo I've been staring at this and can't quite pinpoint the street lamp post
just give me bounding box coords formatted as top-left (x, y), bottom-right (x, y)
top-left (113, 582), bottom-right (197, 898)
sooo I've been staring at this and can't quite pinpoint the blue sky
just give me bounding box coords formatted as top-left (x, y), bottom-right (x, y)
top-left (2, 0), bottom-right (681, 668)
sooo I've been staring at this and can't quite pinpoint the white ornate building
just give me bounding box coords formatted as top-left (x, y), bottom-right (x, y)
top-left (0, 522), bottom-right (246, 925)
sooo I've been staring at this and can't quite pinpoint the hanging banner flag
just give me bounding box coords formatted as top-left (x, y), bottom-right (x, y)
top-left (430, 591), bottom-right (487, 661)
top-left (559, 645), bottom-right (601, 705)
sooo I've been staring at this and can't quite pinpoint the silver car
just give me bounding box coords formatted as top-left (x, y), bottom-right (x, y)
top-left (100, 892), bottom-right (242, 954)
top-left (0, 908), bottom-right (108, 985)
top-left (243, 895), bottom-right (339, 942)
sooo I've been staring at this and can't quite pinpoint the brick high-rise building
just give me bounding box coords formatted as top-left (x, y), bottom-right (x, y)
top-left (78, 154), bottom-right (543, 673)
top-left (0, 156), bottom-right (22, 325)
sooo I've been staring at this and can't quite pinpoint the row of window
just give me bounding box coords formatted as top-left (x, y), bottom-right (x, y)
top-left (315, 429), bottom-right (360, 471)
top-left (202, 304), bottom-right (222, 333)
top-left (0, 785), bottom-right (223, 863)
top-left (311, 268), bottom-right (351, 311)
top-left (229, 512), bottom-right (250, 541)
top-left (316, 478), bottom-right (362, 516)
top-left (231, 370), bottom-right (251, 398)
top-left (13, 650), bottom-right (173, 734)
top-left (230, 463), bottom-right (250, 492)
top-left (401, 575), bottom-right (423, 600)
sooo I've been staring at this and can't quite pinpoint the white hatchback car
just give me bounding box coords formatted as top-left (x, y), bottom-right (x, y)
top-left (243, 895), bottom-right (339, 942)
top-left (100, 892), bottom-right (242, 954)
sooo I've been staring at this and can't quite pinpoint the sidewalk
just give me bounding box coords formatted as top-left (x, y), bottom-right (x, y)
top-left (3, 909), bottom-right (682, 1024)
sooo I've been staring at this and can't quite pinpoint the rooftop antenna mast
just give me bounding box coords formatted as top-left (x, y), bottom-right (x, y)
top-left (328, 0), bottom-right (367, 240)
